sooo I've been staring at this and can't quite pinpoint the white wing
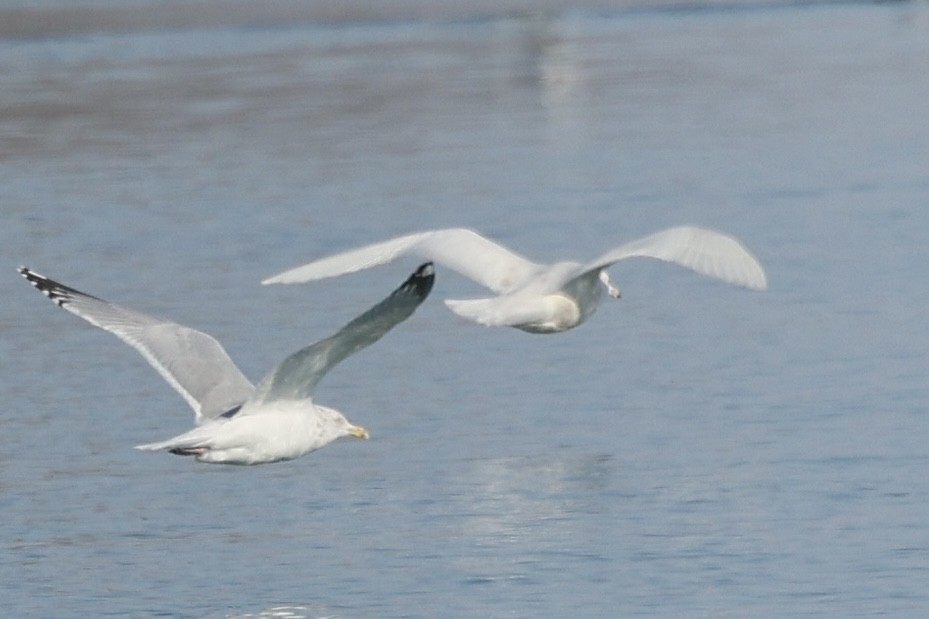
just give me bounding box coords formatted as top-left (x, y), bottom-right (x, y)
top-left (582, 226), bottom-right (768, 291)
top-left (263, 228), bottom-right (541, 295)
top-left (248, 263), bottom-right (435, 406)
top-left (19, 267), bottom-right (254, 423)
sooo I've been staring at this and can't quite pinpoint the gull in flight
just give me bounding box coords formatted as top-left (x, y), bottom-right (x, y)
top-left (19, 263), bottom-right (434, 465)
top-left (263, 226), bottom-right (766, 334)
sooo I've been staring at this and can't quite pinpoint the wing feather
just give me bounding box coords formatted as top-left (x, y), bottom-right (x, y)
top-left (582, 226), bottom-right (767, 290)
top-left (263, 228), bottom-right (540, 294)
top-left (18, 267), bottom-right (254, 422)
top-left (248, 263), bottom-right (435, 406)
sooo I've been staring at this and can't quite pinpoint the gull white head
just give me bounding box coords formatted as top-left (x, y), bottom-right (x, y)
top-left (320, 406), bottom-right (370, 442)
top-left (599, 270), bottom-right (621, 298)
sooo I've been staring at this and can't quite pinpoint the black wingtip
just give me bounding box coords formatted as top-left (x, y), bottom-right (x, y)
top-left (18, 266), bottom-right (97, 307)
top-left (18, 265), bottom-right (53, 294)
top-left (414, 262), bottom-right (435, 279)
top-left (399, 262), bottom-right (435, 299)
top-left (19, 266), bottom-right (65, 307)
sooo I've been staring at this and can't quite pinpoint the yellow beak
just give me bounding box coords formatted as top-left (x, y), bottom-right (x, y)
top-left (348, 425), bottom-right (370, 440)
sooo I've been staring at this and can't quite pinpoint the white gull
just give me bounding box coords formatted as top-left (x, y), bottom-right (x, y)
top-left (19, 263), bottom-right (434, 464)
top-left (263, 226), bottom-right (766, 334)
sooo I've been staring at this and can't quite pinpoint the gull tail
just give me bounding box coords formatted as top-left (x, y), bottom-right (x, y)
top-left (444, 297), bottom-right (508, 327)
top-left (136, 439), bottom-right (208, 457)
top-left (445, 295), bottom-right (559, 331)
top-left (135, 428), bottom-right (209, 454)
top-left (135, 438), bottom-right (183, 452)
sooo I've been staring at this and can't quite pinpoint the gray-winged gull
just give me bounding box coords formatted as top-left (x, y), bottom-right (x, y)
top-left (19, 263), bottom-right (434, 464)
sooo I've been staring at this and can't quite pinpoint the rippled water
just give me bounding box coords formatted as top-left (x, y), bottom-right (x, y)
top-left (2, 2), bottom-right (929, 617)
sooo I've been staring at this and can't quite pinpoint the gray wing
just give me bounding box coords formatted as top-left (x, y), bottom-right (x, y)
top-left (18, 267), bottom-right (254, 423)
top-left (249, 262), bottom-right (435, 406)
top-left (263, 228), bottom-right (540, 295)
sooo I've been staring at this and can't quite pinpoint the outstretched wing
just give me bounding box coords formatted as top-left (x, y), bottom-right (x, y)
top-left (249, 262), bottom-right (435, 406)
top-left (263, 228), bottom-right (540, 295)
top-left (18, 267), bottom-right (254, 423)
top-left (581, 226), bottom-right (768, 291)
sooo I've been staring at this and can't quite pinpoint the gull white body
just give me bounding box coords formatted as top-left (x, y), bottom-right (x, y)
top-left (139, 402), bottom-right (360, 465)
top-left (19, 263), bottom-right (434, 465)
top-left (264, 226), bottom-right (767, 334)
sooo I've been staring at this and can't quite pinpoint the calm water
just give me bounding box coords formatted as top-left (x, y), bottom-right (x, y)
top-left (2, 2), bottom-right (929, 617)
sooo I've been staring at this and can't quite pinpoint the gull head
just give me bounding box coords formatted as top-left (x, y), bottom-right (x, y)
top-left (315, 405), bottom-right (370, 443)
top-left (599, 270), bottom-right (621, 298)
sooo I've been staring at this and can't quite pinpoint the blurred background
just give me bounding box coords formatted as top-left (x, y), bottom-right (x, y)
top-left (2, 1), bottom-right (929, 617)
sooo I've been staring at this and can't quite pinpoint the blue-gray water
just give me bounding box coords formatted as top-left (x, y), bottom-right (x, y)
top-left (2, 2), bottom-right (929, 617)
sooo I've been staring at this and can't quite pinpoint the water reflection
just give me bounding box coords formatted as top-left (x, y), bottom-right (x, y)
top-left (225, 606), bottom-right (329, 619)
top-left (455, 454), bottom-right (613, 544)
